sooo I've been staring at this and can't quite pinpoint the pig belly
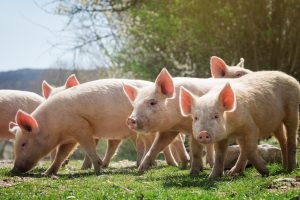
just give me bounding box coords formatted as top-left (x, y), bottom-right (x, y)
top-left (93, 124), bottom-right (134, 140)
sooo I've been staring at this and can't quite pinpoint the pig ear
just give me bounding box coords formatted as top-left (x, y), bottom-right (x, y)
top-left (8, 122), bottom-right (18, 135)
top-left (42, 81), bottom-right (53, 99)
top-left (179, 87), bottom-right (194, 116)
top-left (155, 68), bottom-right (174, 98)
top-left (15, 110), bottom-right (39, 133)
top-left (236, 58), bottom-right (244, 68)
top-left (123, 83), bottom-right (138, 103)
top-left (65, 74), bottom-right (80, 88)
top-left (210, 56), bottom-right (228, 78)
top-left (219, 83), bottom-right (236, 112)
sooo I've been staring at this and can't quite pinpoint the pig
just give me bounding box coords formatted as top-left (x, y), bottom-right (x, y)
top-left (210, 56), bottom-right (252, 78)
top-left (123, 68), bottom-right (236, 174)
top-left (0, 90), bottom-right (44, 140)
top-left (44, 75), bottom-right (188, 169)
top-left (8, 79), bottom-right (187, 176)
top-left (180, 71), bottom-right (299, 179)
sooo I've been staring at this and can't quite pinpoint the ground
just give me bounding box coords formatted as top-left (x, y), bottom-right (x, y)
top-left (0, 154), bottom-right (300, 199)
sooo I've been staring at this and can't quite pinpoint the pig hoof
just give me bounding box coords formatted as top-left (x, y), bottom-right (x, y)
top-left (81, 163), bottom-right (92, 170)
top-left (226, 168), bottom-right (243, 176)
top-left (189, 169), bottom-right (200, 176)
top-left (208, 174), bottom-right (220, 180)
top-left (42, 172), bottom-right (58, 179)
top-left (101, 163), bottom-right (109, 168)
top-left (138, 163), bottom-right (151, 172)
top-left (61, 159), bottom-right (69, 168)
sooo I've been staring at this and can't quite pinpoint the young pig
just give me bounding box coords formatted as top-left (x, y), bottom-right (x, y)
top-left (180, 71), bottom-right (299, 179)
top-left (210, 56), bottom-right (252, 78)
top-left (8, 79), bottom-right (186, 176)
top-left (0, 90), bottom-right (44, 140)
top-left (123, 68), bottom-right (234, 174)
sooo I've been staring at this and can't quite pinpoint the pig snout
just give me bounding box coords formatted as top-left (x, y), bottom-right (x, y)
top-left (11, 166), bottom-right (27, 174)
top-left (127, 117), bottom-right (138, 129)
top-left (197, 131), bottom-right (211, 144)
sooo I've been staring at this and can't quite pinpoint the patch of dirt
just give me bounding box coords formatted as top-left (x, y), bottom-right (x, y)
top-left (0, 179), bottom-right (17, 188)
top-left (267, 177), bottom-right (300, 192)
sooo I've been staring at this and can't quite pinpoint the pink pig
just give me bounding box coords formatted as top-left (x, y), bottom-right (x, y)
top-left (180, 71), bottom-right (299, 179)
top-left (210, 56), bottom-right (252, 78)
top-left (123, 68), bottom-right (235, 174)
top-left (0, 90), bottom-right (44, 140)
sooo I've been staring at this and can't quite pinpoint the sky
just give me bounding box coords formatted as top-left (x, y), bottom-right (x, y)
top-left (0, 1), bottom-right (72, 71)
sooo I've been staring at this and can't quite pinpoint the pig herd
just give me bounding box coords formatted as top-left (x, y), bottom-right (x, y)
top-left (1, 56), bottom-right (299, 180)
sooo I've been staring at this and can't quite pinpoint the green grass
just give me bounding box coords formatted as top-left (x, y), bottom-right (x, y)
top-left (0, 153), bottom-right (300, 200)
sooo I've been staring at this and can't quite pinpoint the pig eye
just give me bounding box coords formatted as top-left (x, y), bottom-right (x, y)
top-left (194, 116), bottom-right (198, 121)
top-left (235, 71), bottom-right (244, 77)
top-left (149, 99), bottom-right (157, 106)
top-left (213, 114), bottom-right (219, 120)
top-left (21, 142), bottom-right (27, 147)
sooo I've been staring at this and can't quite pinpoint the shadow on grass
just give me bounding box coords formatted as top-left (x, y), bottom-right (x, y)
top-left (161, 172), bottom-right (244, 190)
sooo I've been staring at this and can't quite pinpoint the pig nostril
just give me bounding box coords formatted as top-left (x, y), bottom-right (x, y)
top-left (206, 136), bottom-right (209, 139)
top-left (199, 136), bottom-right (202, 139)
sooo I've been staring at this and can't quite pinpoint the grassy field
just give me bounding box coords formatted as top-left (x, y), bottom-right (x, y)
top-left (0, 153), bottom-right (299, 200)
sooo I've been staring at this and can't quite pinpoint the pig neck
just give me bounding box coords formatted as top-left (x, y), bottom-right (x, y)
top-left (167, 77), bottom-right (232, 133)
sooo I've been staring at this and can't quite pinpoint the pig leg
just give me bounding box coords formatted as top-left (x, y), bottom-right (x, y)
top-left (226, 138), bottom-right (248, 176)
top-left (44, 142), bottom-right (77, 177)
top-left (170, 134), bottom-right (190, 169)
top-left (81, 139), bottom-right (99, 170)
top-left (102, 139), bottom-right (122, 168)
top-left (205, 144), bottom-right (214, 168)
top-left (209, 139), bottom-right (228, 179)
top-left (50, 148), bottom-right (57, 161)
top-left (74, 130), bottom-right (102, 174)
top-left (284, 111), bottom-right (298, 171)
top-left (163, 145), bottom-right (178, 166)
top-left (138, 131), bottom-right (179, 172)
top-left (190, 136), bottom-right (204, 175)
top-left (243, 129), bottom-right (269, 176)
top-left (273, 124), bottom-right (288, 170)
top-left (136, 134), bottom-right (146, 167)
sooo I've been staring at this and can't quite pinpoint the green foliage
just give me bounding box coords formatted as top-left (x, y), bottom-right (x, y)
top-left (0, 154), bottom-right (299, 199)
top-left (116, 0), bottom-right (300, 80)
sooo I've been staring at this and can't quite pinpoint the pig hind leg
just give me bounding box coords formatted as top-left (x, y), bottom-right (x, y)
top-left (170, 134), bottom-right (190, 169)
top-left (163, 145), bottom-right (178, 166)
top-left (73, 126), bottom-right (103, 174)
top-left (283, 107), bottom-right (298, 172)
top-left (44, 142), bottom-right (77, 176)
top-left (81, 139), bottom-right (99, 170)
top-left (273, 124), bottom-right (288, 170)
top-left (102, 139), bottom-right (122, 168)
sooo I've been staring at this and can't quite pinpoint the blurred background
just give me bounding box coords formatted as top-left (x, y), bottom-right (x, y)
top-left (1, 0), bottom-right (300, 160)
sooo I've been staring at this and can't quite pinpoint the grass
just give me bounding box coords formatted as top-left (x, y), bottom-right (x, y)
top-left (0, 153), bottom-right (300, 200)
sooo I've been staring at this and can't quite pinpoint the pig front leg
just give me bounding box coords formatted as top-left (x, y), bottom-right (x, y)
top-left (243, 130), bottom-right (269, 176)
top-left (81, 138), bottom-right (100, 170)
top-left (135, 134), bottom-right (145, 167)
top-left (190, 136), bottom-right (204, 175)
top-left (205, 144), bottom-right (214, 168)
top-left (102, 139), bottom-right (122, 168)
top-left (43, 142), bottom-right (78, 177)
top-left (138, 131), bottom-right (179, 172)
top-left (226, 138), bottom-right (248, 176)
top-left (209, 139), bottom-right (228, 179)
